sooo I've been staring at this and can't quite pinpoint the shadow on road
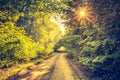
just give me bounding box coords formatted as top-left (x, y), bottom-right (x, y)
top-left (9, 53), bottom-right (85, 80)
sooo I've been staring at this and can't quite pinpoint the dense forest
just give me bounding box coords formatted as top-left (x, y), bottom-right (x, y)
top-left (0, 0), bottom-right (65, 68)
top-left (0, 0), bottom-right (120, 80)
top-left (62, 0), bottom-right (120, 80)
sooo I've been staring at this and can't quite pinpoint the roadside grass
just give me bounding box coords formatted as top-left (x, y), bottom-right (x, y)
top-left (0, 54), bottom-right (55, 80)
top-left (67, 58), bottom-right (87, 80)
top-left (0, 58), bottom-right (43, 80)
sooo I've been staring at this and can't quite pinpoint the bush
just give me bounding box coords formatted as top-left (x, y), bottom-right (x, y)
top-left (63, 33), bottom-right (120, 80)
top-left (0, 23), bottom-right (39, 68)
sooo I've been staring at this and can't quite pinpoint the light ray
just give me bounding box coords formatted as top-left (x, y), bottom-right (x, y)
top-left (72, 6), bottom-right (102, 32)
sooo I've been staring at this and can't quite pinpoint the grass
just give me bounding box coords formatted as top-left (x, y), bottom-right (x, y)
top-left (0, 57), bottom-right (44, 80)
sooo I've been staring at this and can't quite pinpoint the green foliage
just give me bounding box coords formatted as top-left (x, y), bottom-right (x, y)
top-left (63, 28), bottom-right (120, 79)
top-left (0, 0), bottom-right (64, 68)
top-left (0, 23), bottom-right (39, 68)
top-left (63, 0), bottom-right (120, 79)
top-left (37, 21), bottom-right (62, 54)
top-left (1, 0), bottom-right (120, 80)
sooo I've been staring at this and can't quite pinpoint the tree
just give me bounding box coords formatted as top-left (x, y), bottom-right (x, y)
top-left (62, 0), bottom-right (120, 80)
top-left (0, 0), bottom-right (65, 68)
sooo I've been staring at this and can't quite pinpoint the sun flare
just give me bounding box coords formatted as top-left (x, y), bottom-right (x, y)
top-left (80, 11), bottom-right (86, 16)
top-left (74, 7), bottom-right (89, 21)
top-left (72, 6), bottom-right (96, 26)
top-left (78, 7), bottom-right (87, 18)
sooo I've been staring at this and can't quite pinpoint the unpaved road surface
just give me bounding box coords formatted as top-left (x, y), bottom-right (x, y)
top-left (9, 53), bottom-right (85, 80)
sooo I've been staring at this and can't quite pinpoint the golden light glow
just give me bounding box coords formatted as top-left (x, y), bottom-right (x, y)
top-left (80, 11), bottom-right (85, 16)
top-left (74, 7), bottom-right (89, 20)
top-left (72, 6), bottom-right (101, 31)
top-left (78, 7), bottom-right (87, 18)
top-left (50, 15), bottom-right (66, 35)
top-left (72, 6), bottom-right (96, 26)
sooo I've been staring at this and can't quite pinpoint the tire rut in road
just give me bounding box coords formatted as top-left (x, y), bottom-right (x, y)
top-left (48, 54), bottom-right (76, 80)
top-left (40, 54), bottom-right (60, 80)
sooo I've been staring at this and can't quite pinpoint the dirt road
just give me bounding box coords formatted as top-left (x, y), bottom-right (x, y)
top-left (10, 53), bottom-right (85, 80)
